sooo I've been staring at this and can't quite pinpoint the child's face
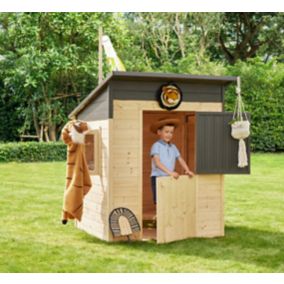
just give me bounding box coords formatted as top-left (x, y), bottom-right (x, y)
top-left (157, 125), bottom-right (175, 143)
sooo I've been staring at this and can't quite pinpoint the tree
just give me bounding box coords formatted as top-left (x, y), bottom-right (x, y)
top-left (0, 13), bottom-right (124, 141)
top-left (124, 13), bottom-right (222, 71)
top-left (219, 13), bottom-right (284, 64)
top-left (124, 13), bottom-right (284, 67)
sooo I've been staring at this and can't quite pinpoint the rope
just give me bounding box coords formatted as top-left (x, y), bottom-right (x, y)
top-left (238, 139), bottom-right (248, 168)
top-left (232, 76), bottom-right (250, 168)
top-left (233, 76), bottom-right (248, 122)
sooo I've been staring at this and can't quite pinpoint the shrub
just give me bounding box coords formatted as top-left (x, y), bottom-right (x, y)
top-left (0, 142), bottom-right (66, 162)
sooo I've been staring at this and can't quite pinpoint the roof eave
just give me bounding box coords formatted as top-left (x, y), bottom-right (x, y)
top-left (111, 71), bottom-right (238, 84)
top-left (68, 71), bottom-right (238, 119)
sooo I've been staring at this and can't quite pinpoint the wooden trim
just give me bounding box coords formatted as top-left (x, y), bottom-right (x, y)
top-left (139, 108), bottom-right (143, 240)
top-left (220, 175), bottom-right (225, 236)
top-left (107, 119), bottom-right (114, 241)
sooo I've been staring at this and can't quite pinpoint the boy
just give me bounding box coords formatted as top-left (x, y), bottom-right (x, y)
top-left (150, 117), bottom-right (194, 205)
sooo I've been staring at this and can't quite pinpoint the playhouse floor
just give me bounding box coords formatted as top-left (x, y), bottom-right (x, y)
top-left (143, 208), bottom-right (156, 241)
top-left (142, 227), bottom-right (156, 241)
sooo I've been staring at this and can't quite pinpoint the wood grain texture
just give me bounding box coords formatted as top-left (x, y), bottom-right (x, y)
top-left (157, 175), bottom-right (197, 244)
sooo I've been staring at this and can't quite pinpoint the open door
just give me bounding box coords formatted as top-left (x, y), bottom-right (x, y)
top-left (193, 112), bottom-right (251, 174)
top-left (142, 111), bottom-right (186, 238)
top-left (156, 175), bottom-right (197, 244)
top-left (143, 110), bottom-right (197, 241)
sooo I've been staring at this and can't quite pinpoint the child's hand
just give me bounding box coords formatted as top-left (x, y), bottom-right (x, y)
top-left (170, 171), bottom-right (179, 179)
top-left (185, 170), bottom-right (194, 177)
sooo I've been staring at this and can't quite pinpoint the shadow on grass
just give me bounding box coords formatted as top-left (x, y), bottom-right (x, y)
top-left (81, 225), bottom-right (284, 270)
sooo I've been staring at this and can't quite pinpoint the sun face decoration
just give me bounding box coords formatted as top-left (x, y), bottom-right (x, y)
top-left (157, 83), bottom-right (183, 110)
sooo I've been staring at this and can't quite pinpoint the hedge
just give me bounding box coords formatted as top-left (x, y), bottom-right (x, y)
top-left (225, 58), bottom-right (284, 152)
top-left (0, 142), bottom-right (66, 162)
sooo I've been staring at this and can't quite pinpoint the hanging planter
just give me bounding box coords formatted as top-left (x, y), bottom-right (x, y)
top-left (230, 77), bottom-right (250, 168)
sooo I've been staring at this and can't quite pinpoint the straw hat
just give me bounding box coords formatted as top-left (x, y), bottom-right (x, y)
top-left (150, 117), bottom-right (181, 134)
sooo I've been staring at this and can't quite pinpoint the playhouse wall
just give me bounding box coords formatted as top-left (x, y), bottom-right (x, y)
top-left (74, 119), bottom-right (110, 241)
top-left (195, 175), bottom-right (224, 237)
top-left (110, 99), bottom-right (223, 241)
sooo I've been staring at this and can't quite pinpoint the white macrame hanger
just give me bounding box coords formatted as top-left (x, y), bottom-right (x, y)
top-left (233, 76), bottom-right (248, 122)
top-left (231, 76), bottom-right (250, 168)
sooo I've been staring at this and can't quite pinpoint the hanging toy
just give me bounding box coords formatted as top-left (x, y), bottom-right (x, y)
top-left (230, 77), bottom-right (250, 168)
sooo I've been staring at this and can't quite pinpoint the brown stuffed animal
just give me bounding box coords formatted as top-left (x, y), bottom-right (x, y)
top-left (61, 120), bottom-right (92, 224)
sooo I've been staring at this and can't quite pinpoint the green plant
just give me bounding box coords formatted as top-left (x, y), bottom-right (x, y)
top-left (0, 142), bottom-right (66, 162)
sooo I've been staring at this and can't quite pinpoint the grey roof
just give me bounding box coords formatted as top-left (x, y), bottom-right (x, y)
top-left (68, 71), bottom-right (237, 119)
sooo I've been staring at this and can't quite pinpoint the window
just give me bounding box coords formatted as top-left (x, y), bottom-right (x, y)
top-left (84, 129), bottom-right (102, 175)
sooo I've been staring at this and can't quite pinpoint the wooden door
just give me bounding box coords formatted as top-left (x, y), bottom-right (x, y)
top-left (142, 111), bottom-right (186, 219)
top-left (156, 175), bottom-right (197, 243)
top-left (194, 112), bottom-right (251, 174)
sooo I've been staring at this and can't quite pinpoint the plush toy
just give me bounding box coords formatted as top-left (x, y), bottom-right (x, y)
top-left (157, 83), bottom-right (183, 110)
top-left (162, 85), bottom-right (180, 106)
top-left (61, 120), bottom-right (92, 224)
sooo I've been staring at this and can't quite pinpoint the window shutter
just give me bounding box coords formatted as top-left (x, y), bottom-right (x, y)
top-left (195, 112), bottom-right (250, 174)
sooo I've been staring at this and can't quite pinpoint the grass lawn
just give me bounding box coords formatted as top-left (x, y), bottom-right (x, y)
top-left (0, 153), bottom-right (283, 272)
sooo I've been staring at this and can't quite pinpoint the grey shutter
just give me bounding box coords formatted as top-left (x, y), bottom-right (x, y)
top-left (195, 112), bottom-right (250, 174)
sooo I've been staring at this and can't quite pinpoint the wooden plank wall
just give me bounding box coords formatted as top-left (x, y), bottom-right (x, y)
top-left (196, 175), bottom-right (224, 237)
top-left (110, 99), bottom-right (223, 241)
top-left (75, 120), bottom-right (110, 241)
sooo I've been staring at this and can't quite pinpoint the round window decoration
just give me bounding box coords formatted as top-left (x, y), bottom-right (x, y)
top-left (157, 83), bottom-right (183, 110)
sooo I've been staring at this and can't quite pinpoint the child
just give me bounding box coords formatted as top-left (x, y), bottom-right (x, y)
top-left (150, 117), bottom-right (194, 205)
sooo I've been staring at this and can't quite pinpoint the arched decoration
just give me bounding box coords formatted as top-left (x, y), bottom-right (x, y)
top-left (109, 207), bottom-right (141, 239)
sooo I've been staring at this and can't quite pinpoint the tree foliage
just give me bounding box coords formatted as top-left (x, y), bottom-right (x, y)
top-left (219, 13), bottom-right (284, 64)
top-left (0, 12), bottom-right (283, 152)
top-left (0, 13), bottom-right (124, 141)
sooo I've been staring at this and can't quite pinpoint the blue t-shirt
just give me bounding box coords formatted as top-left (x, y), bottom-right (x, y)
top-left (150, 139), bottom-right (181, 177)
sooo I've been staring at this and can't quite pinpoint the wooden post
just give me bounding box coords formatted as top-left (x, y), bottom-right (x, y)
top-left (98, 26), bottom-right (103, 84)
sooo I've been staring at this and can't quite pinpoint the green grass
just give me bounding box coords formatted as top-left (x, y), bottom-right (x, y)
top-left (0, 153), bottom-right (284, 272)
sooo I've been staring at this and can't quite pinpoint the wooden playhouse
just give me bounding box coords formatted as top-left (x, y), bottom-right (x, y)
top-left (68, 71), bottom-right (251, 244)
